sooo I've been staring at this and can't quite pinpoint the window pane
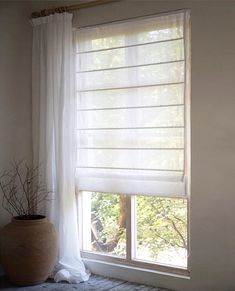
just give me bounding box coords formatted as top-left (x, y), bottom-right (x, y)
top-left (77, 39), bottom-right (184, 71)
top-left (77, 83), bottom-right (184, 110)
top-left (78, 128), bottom-right (184, 149)
top-left (77, 62), bottom-right (184, 91)
top-left (78, 149), bottom-right (184, 171)
top-left (83, 192), bottom-right (126, 257)
top-left (77, 106), bottom-right (184, 129)
top-left (135, 196), bottom-right (187, 268)
top-left (75, 13), bottom-right (184, 53)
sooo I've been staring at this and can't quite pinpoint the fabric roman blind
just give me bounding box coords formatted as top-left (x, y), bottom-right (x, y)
top-left (75, 11), bottom-right (190, 197)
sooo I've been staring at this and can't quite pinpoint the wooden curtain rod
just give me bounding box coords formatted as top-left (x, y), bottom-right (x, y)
top-left (31, 0), bottom-right (121, 18)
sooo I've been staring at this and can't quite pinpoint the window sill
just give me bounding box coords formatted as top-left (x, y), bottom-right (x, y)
top-left (81, 251), bottom-right (190, 279)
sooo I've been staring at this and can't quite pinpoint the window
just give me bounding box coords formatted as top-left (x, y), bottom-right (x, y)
top-left (75, 10), bottom-right (190, 274)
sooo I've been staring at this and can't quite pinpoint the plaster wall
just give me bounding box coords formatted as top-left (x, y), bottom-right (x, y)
top-left (0, 2), bottom-right (34, 228)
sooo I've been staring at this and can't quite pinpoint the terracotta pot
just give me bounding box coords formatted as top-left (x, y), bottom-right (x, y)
top-left (0, 215), bottom-right (58, 286)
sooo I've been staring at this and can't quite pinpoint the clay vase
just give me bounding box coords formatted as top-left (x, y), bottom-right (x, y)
top-left (0, 215), bottom-right (58, 286)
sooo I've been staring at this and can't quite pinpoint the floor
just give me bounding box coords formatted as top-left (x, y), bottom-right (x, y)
top-left (0, 275), bottom-right (174, 291)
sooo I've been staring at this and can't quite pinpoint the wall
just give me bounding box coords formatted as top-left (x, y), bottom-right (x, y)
top-left (0, 2), bottom-right (34, 228)
top-left (0, 1), bottom-right (235, 290)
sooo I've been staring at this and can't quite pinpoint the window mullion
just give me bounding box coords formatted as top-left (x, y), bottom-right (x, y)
top-left (124, 29), bottom-right (137, 262)
top-left (81, 191), bottom-right (92, 251)
top-left (131, 195), bottom-right (137, 261)
top-left (126, 195), bottom-right (132, 261)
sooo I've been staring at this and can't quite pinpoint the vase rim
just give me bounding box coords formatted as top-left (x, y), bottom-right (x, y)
top-left (12, 215), bottom-right (47, 223)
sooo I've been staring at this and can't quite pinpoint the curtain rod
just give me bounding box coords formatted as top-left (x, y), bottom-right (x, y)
top-left (31, 0), bottom-right (121, 19)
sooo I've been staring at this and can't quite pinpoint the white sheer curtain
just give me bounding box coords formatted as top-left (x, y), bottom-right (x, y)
top-left (32, 13), bottom-right (89, 283)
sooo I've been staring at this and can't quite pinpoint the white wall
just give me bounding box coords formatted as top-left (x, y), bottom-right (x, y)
top-left (0, 2), bottom-right (34, 228)
top-left (0, 1), bottom-right (235, 290)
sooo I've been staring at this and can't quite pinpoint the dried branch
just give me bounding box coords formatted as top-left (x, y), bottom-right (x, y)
top-left (0, 161), bottom-right (52, 218)
top-left (157, 200), bottom-right (187, 249)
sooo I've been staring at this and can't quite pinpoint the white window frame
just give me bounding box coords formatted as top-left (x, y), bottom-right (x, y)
top-left (78, 193), bottom-right (189, 276)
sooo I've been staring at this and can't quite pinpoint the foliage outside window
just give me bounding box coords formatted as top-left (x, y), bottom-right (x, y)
top-left (82, 192), bottom-right (187, 268)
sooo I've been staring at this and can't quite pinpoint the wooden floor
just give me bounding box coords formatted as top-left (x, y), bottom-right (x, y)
top-left (0, 274), bottom-right (174, 291)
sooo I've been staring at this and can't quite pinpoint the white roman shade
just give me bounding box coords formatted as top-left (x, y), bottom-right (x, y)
top-left (75, 11), bottom-right (190, 197)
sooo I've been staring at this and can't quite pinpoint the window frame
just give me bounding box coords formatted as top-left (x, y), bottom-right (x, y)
top-left (78, 192), bottom-right (190, 276)
top-left (75, 9), bottom-right (191, 276)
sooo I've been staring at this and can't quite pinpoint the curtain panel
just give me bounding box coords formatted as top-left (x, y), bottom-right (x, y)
top-left (32, 13), bottom-right (89, 283)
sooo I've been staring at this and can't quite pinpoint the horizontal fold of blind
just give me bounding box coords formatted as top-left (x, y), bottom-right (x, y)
top-left (75, 11), bottom-right (189, 197)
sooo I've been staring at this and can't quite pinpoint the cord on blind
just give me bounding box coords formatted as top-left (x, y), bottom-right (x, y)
top-left (75, 11), bottom-right (190, 197)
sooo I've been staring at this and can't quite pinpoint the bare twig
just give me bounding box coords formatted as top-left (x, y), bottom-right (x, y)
top-left (0, 161), bottom-right (52, 217)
